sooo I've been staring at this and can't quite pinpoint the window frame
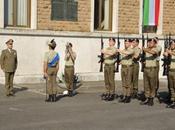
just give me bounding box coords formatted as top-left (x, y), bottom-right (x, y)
top-left (94, 0), bottom-right (113, 31)
top-left (4, 0), bottom-right (31, 28)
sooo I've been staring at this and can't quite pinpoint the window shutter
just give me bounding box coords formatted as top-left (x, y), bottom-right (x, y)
top-left (67, 0), bottom-right (78, 21)
top-left (51, 0), bottom-right (78, 21)
top-left (51, 0), bottom-right (65, 20)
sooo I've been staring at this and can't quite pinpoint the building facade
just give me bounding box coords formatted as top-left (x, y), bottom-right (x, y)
top-left (0, 0), bottom-right (175, 83)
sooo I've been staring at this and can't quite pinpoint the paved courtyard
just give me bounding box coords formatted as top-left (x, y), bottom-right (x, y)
top-left (0, 80), bottom-right (174, 130)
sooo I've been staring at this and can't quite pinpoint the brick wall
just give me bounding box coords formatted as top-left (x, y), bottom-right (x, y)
top-left (37, 0), bottom-right (91, 32)
top-left (118, 0), bottom-right (140, 34)
top-left (163, 0), bottom-right (175, 35)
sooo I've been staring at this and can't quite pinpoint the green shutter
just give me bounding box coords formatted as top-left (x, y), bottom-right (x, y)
top-left (67, 0), bottom-right (78, 21)
top-left (51, 0), bottom-right (78, 21)
top-left (51, 0), bottom-right (65, 20)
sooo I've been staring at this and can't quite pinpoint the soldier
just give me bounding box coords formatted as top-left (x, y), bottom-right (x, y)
top-left (0, 39), bottom-right (18, 97)
top-left (101, 37), bottom-right (117, 101)
top-left (140, 39), bottom-right (158, 106)
top-left (165, 40), bottom-right (175, 109)
top-left (43, 39), bottom-right (60, 102)
top-left (131, 38), bottom-right (141, 99)
top-left (117, 39), bottom-right (134, 103)
top-left (64, 43), bottom-right (76, 97)
top-left (154, 37), bottom-right (162, 96)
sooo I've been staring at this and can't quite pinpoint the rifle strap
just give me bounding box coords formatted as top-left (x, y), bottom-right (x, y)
top-left (171, 59), bottom-right (175, 62)
top-left (145, 56), bottom-right (156, 60)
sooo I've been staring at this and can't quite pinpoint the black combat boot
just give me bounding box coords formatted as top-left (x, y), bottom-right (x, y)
top-left (148, 98), bottom-right (154, 106)
top-left (131, 92), bottom-right (138, 99)
top-left (68, 91), bottom-right (73, 97)
top-left (103, 93), bottom-right (110, 101)
top-left (125, 96), bottom-right (131, 103)
top-left (115, 94), bottom-right (119, 99)
top-left (138, 94), bottom-right (146, 101)
top-left (171, 103), bottom-right (175, 109)
top-left (140, 98), bottom-right (149, 105)
top-left (119, 96), bottom-right (127, 103)
top-left (101, 93), bottom-right (107, 100)
top-left (45, 95), bottom-right (52, 102)
top-left (103, 94), bottom-right (110, 101)
top-left (108, 94), bottom-right (115, 101)
top-left (166, 102), bottom-right (175, 108)
top-left (52, 94), bottom-right (57, 102)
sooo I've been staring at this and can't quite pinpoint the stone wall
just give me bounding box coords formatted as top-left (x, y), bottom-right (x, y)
top-left (118, 0), bottom-right (140, 34)
top-left (37, 0), bottom-right (91, 32)
top-left (163, 0), bottom-right (175, 35)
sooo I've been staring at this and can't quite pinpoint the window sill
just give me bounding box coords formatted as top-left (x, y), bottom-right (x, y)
top-left (4, 27), bottom-right (32, 30)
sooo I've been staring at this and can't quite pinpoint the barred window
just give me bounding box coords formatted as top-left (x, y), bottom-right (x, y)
top-left (51, 0), bottom-right (78, 21)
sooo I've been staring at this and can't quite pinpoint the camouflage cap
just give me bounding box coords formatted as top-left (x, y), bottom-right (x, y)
top-left (6, 39), bottom-right (14, 44)
top-left (48, 39), bottom-right (56, 48)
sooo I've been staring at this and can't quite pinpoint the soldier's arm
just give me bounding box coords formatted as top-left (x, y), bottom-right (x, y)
top-left (43, 61), bottom-right (48, 78)
top-left (133, 49), bottom-right (141, 59)
top-left (171, 51), bottom-right (175, 56)
top-left (102, 49), bottom-right (117, 56)
top-left (0, 50), bottom-right (5, 70)
top-left (118, 49), bottom-right (134, 56)
top-left (69, 49), bottom-right (76, 61)
top-left (15, 51), bottom-right (18, 70)
top-left (56, 61), bottom-right (59, 73)
top-left (167, 50), bottom-right (175, 56)
top-left (73, 52), bottom-right (77, 60)
top-left (65, 53), bottom-right (70, 60)
top-left (43, 53), bottom-right (48, 77)
top-left (143, 48), bottom-right (157, 55)
top-left (65, 48), bottom-right (71, 60)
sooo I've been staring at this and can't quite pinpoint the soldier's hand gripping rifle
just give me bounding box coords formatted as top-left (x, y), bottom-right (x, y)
top-left (98, 36), bottom-right (104, 72)
top-left (115, 33), bottom-right (120, 72)
top-left (140, 34), bottom-right (146, 72)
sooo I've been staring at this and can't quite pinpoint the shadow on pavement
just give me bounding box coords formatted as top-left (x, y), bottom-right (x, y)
top-left (13, 87), bottom-right (28, 94)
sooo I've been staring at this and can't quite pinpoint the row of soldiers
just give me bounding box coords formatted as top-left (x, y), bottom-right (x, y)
top-left (0, 39), bottom-right (76, 102)
top-left (1, 37), bottom-right (175, 109)
top-left (100, 37), bottom-right (175, 109)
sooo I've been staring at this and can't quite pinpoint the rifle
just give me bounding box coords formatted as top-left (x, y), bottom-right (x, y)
top-left (115, 33), bottom-right (120, 72)
top-left (98, 36), bottom-right (104, 72)
top-left (140, 34), bottom-right (146, 72)
top-left (162, 33), bottom-right (172, 76)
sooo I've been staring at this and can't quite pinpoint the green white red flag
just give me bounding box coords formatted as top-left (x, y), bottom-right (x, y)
top-left (143, 0), bottom-right (160, 26)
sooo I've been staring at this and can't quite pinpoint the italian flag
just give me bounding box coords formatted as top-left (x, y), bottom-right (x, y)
top-left (143, 0), bottom-right (160, 26)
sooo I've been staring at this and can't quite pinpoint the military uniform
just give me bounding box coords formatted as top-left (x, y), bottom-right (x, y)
top-left (142, 47), bottom-right (158, 105)
top-left (131, 46), bottom-right (141, 97)
top-left (44, 40), bottom-right (59, 102)
top-left (0, 40), bottom-right (17, 96)
top-left (168, 49), bottom-right (175, 107)
top-left (103, 46), bottom-right (116, 100)
top-left (155, 44), bottom-right (162, 94)
top-left (120, 47), bottom-right (134, 102)
top-left (64, 47), bottom-right (76, 96)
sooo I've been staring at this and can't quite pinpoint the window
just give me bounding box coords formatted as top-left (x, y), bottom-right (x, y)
top-left (4, 0), bottom-right (31, 27)
top-left (94, 0), bottom-right (113, 31)
top-left (142, 0), bottom-right (160, 33)
top-left (51, 0), bottom-right (78, 21)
